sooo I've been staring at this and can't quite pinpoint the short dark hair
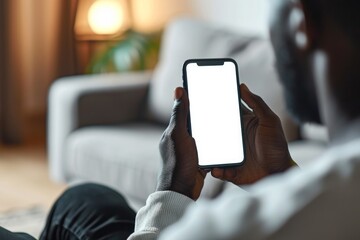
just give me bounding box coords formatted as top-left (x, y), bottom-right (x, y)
top-left (301, 0), bottom-right (360, 119)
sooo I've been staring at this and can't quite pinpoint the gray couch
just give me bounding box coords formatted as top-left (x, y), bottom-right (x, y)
top-left (48, 18), bottom-right (328, 210)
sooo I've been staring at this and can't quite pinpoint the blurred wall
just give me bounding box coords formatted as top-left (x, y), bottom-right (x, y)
top-left (190, 0), bottom-right (269, 37)
top-left (130, 0), bottom-right (269, 37)
top-left (131, 0), bottom-right (191, 33)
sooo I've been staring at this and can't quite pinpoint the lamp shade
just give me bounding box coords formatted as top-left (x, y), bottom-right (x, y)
top-left (75, 0), bottom-right (131, 40)
top-left (88, 0), bottom-right (124, 34)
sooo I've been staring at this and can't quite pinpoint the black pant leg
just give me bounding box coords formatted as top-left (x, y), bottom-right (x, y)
top-left (39, 183), bottom-right (136, 240)
top-left (0, 227), bottom-right (35, 240)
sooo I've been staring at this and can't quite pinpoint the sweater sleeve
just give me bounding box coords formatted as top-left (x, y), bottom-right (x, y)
top-left (129, 142), bottom-right (360, 240)
top-left (128, 191), bottom-right (194, 240)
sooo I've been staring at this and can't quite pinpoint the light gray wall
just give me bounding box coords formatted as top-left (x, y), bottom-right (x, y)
top-left (131, 0), bottom-right (270, 37)
top-left (189, 0), bottom-right (270, 37)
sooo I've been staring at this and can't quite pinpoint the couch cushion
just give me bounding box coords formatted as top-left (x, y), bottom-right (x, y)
top-left (288, 140), bottom-right (327, 167)
top-left (66, 123), bottom-right (225, 210)
top-left (65, 124), bottom-right (163, 210)
top-left (147, 17), bottom-right (297, 140)
top-left (300, 123), bottom-right (329, 142)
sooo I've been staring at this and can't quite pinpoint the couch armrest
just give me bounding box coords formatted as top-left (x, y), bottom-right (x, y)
top-left (48, 71), bottom-right (152, 182)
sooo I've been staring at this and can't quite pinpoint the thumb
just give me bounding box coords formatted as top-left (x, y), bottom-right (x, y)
top-left (168, 87), bottom-right (189, 130)
top-left (240, 84), bottom-right (275, 119)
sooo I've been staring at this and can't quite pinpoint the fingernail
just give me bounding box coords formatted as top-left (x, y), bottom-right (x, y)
top-left (174, 88), bottom-right (183, 100)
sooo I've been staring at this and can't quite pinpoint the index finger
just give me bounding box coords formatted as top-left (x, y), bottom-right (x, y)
top-left (168, 87), bottom-right (189, 130)
top-left (240, 102), bottom-right (252, 116)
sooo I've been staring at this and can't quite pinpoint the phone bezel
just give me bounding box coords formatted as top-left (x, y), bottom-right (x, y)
top-left (182, 58), bottom-right (246, 169)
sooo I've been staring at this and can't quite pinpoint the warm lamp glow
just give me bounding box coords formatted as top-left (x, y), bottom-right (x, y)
top-left (88, 0), bottom-right (124, 35)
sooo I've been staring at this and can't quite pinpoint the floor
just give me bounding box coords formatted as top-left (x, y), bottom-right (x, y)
top-left (0, 144), bottom-right (67, 212)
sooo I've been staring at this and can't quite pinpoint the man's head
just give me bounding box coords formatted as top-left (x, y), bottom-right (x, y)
top-left (269, 0), bottom-right (360, 126)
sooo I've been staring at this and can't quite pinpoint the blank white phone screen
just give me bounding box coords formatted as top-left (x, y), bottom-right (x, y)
top-left (186, 61), bottom-right (244, 167)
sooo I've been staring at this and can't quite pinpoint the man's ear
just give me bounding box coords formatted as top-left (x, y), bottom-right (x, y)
top-left (288, 1), bottom-right (315, 52)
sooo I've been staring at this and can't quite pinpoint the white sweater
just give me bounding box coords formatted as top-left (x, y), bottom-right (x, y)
top-left (129, 138), bottom-right (360, 240)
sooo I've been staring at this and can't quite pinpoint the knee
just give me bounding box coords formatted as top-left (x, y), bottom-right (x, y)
top-left (63, 183), bottom-right (113, 198)
top-left (41, 183), bottom-right (135, 240)
top-left (55, 182), bottom-right (132, 212)
top-left (60, 183), bottom-right (126, 204)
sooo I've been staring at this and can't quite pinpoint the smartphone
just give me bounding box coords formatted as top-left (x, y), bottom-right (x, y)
top-left (183, 58), bottom-right (245, 168)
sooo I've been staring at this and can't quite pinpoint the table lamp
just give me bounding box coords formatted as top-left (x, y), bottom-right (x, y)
top-left (88, 0), bottom-right (124, 35)
top-left (75, 0), bottom-right (131, 40)
top-left (74, 0), bottom-right (188, 73)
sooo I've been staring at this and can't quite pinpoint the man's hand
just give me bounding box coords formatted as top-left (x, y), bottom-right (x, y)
top-left (157, 88), bottom-right (207, 200)
top-left (212, 84), bottom-right (293, 185)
